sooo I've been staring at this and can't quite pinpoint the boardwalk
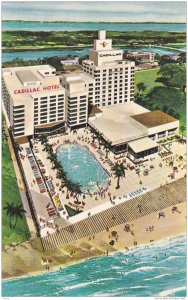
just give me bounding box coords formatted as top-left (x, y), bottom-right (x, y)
top-left (41, 177), bottom-right (186, 251)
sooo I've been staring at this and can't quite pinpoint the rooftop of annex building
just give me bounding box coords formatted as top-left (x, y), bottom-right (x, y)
top-left (89, 102), bottom-right (149, 145)
top-left (2, 65), bottom-right (64, 104)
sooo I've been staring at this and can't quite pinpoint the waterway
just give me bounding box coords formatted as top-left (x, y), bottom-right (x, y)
top-left (2, 21), bottom-right (186, 32)
top-left (2, 45), bottom-right (185, 63)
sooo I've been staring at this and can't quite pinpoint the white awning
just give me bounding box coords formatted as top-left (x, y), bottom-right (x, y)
top-left (128, 137), bottom-right (159, 154)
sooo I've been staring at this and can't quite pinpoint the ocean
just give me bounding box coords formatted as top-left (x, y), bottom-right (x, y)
top-left (2, 21), bottom-right (186, 32)
top-left (2, 235), bottom-right (186, 297)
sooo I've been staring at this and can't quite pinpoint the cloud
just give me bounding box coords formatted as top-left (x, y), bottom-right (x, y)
top-left (2, 1), bottom-right (187, 22)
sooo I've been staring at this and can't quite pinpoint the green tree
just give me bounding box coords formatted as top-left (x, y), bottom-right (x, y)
top-left (158, 63), bottom-right (186, 89)
top-left (111, 162), bottom-right (126, 189)
top-left (3, 202), bottom-right (15, 228)
top-left (12, 204), bottom-right (27, 229)
top-left (102, 140), bottom-right (112, 158)
top-left (177, 52), bottom-right (186, 64)
top-left (70, 182), bottom-right (82, 203)
top-left (180, 125), bottom-right (186, 138)
top-left (137, 82), bottom-right (147, 95)
top-left (38, 135), bottom-right (48, 145)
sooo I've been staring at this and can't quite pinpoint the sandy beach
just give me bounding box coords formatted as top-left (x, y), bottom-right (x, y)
top-left (2, 201), bottom-right (186, 280)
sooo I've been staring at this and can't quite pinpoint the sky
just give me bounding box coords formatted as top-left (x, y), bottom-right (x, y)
top-left (1, 1), bottom-right (187, 23)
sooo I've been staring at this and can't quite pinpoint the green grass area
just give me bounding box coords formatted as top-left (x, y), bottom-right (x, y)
top-left (65, 204), bottom-right (82, 217)
top-left (2, 30), bottom-right (186, 50)
top-left (2, 140), bottom-right (30, 246)
top-left (135, 68), bottom-right (163, 93)
top-left (135, 68), bottom-right (186, 130)
top-left (177, 102), bottom-right (186, 128)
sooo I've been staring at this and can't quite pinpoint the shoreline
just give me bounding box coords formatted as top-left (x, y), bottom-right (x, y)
top-left (2, 202), bottom-right (186, 281)
top-left (2, 232), bottom-right (186, 283)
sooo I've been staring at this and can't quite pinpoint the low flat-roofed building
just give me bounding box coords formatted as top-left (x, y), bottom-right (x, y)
top-left (89, 104), bottom-right (179, 156)
top-left (127, 51), bottom-right (155, 62)
top-left (128, 137), bottom-right (159, 162)
top-left (131, 110), bottom-right (179, 141)
top-left (61, 57), bottom-right (79, 65)
top-left (89, 102), bottom-right (149, 152)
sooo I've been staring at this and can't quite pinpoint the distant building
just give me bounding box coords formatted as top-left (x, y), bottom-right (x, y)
top-left (127, 51), bottom-right (155, 62)
top-left (168, 53), bottom-right (180, 61)
top-left (61, 57), bottom-right (79, 65)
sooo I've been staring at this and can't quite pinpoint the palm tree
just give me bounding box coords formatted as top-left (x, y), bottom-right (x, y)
top-left (12, 204), bottom-right (27, 229)
top-left (137, 82), bottom-right (147, 95)
top-left (180, 125), bottom-right (186, 139)
top-left (38, 135), bottom-right (48, 145)
top-left (89, 127), bottom-right (97, 143)
top-left (111, 162), bottom-right (126, 189)
top-left (102, 140), bottom-right (112, 158)
top-left (70, 182), bottom-right (82, 203)
top-left (64, 179), bottom-right (73, 199)
top-left (3, 202), bottom-right (15, 228)
top-left (94, 132), bottom-right (103, 149)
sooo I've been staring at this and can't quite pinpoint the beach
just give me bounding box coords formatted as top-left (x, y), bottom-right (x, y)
top-left (2, 201), bottom-right (186, 280)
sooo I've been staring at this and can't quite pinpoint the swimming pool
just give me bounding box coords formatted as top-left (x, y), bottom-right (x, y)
top-left (56, 144), bottom-right (109, 192)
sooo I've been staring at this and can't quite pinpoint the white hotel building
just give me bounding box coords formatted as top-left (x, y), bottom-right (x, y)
top-left (2, 30), bottom-right (179, 159)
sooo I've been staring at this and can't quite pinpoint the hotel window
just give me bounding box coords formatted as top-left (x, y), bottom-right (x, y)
top-left (40, 105), bottom-right (47, 109)
top-left (50, 99), bottom-right (56, 103)
top-left (68, 96), bottom-right (77, 100)
top-left (50, 118), bottom-right (56, 122)
top-left (13, 109), bottom-right (24, 115)
top-left (58, 100), bottom-right (64, 105)
top-left (40, 97), bottom-right (47, 100)
top-left (14, 131), bottom-right (24, 137)
top-left (50, 95), bottom-right (56, 99)
top-left (58, 109), bottom-right (64, 113)
top-left (40, 112), bottom-right (47, 117)
top-left (13, 105), bottom-right (24, 110)
top-left (14, 114), bottom-right (24, 119)
top-left (14, 118), bottom-right (24, 123)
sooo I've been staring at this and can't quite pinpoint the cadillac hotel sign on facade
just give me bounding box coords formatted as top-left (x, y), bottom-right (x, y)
top-left (14, 84), bottom-right (60, 94)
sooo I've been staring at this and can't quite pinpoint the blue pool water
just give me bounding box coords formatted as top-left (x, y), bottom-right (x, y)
top-left (56, 144), bottom-right (109, 192)
top-left (2, 235), bottom-right (186, 297)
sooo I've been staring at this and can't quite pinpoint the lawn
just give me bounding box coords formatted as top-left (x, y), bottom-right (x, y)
top-left (135, 67), bottom-right (186, 130)
top-left (2, 140), bottom-right (30, 246)
top-left (135, 68), bottom-right (163, 93)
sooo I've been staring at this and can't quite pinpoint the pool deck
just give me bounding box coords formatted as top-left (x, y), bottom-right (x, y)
top-left (18, 128), bottom-right (186, 237)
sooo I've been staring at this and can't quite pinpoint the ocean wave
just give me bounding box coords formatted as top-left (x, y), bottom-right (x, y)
top-left (144, 273), bottom-right (171, 281)
top-left (158, 286), bottom-right (186, 296)
top-left (63, 277), bottom-right (114, 291)
top-left (117, 266), bottom-right (166, 275)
